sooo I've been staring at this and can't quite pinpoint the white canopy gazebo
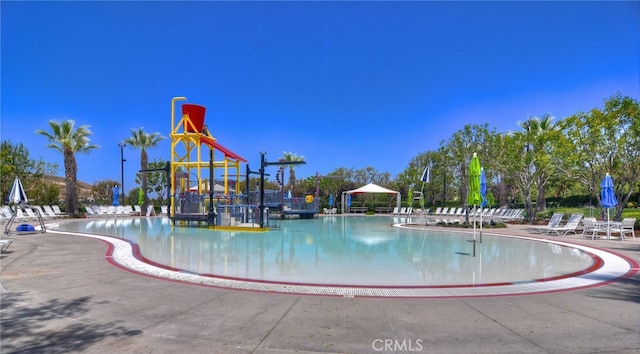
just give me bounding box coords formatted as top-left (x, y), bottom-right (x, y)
top-left (341, 183), bottom-right (401, 214)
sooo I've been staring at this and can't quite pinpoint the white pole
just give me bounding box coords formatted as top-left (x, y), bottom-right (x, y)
top-left (607, 207), bottom-right (611, 240)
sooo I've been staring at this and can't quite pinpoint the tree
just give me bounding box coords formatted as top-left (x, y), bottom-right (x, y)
top-left (124, 128), bottom-right (165, 210)
top-left (35, 120), bottom-right (98, 217)
top-left (486, 132), bottom-right (512, 208)
top-left (395, 150), bottom-right (440, 207)
top-left (557, 94), bottom-right (640, 219)
top-left (1, 140), bottom-right (60, 205)
top-left (442, 124), bottom-right (494, 223)
top-left (518, 113), bottom-right (561, 217)
top-left (91, 179), bottom-right (120, 205)
top-left (31, 183), bottom-right (60, 206)
top-left (279, 151), bottom-right (305, 192)
top-left (502, 130), bottom-right (536, 221)
top-left (134, 159), bottom-right (168, 202)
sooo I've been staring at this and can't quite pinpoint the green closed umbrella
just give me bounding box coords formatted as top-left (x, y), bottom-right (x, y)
top-left (467, 153), bottom-right (482, 207)
top-left (467, 153), bottom-right (482, 255)
top-left (138, 188), bottom-right (144, 206)
top-left (407, 189), bottom-right (413, 208)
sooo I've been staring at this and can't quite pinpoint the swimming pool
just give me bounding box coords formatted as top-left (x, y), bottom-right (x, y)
top-left (48, 216), bottom-right (636, 297)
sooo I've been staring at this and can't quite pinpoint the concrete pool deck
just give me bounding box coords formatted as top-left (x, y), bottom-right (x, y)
top-left (1, 220), bottom-right (639, 353)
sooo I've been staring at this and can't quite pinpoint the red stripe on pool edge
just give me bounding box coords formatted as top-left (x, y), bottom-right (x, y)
top-left (124, 237), bottom-right (619, 290)
top-left (47, 228), bottom-right (639, 298)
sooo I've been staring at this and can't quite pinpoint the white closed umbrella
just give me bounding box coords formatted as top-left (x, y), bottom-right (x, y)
top-left (8, 177), bottom-right (28, 205)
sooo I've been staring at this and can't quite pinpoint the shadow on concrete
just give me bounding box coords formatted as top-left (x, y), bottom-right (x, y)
top-left (586, 276), bottom-right (640, 304)
top-left (1, 292), bottom-right (142, 354)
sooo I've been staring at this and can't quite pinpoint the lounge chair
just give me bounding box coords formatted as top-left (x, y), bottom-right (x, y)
top-left (545, 213), bottom-right (583, 236)
top-left (528, 213), bottom-right (564, 234)
top-left (610, 218), bottom-right (636, 241)
top-left (51, 205), bottom-right (66, 217)
top-left (1, 206), bottom-right (14, 219)
top-left (15, 208), bottom-right (31, 221)
top-left (124, 205), bottom-right (136, 215)
top-left (84, 206), bottom-right (99, 218)
top-left (23, 207), bottom-right (41, 220)
top-left (31, 206), bottom-right (48, 219)
top-left (0, 239), bottom-right (13, 252)
top-left (116, 206), bottom-right (129, 216)
top-left (505, 209), bottom-right (525, 221)
top-left (43, 205), bottom-right (65, 219)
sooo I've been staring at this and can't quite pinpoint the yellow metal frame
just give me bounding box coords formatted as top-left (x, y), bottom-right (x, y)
top-left (169, 96), bottom-right (243, 219)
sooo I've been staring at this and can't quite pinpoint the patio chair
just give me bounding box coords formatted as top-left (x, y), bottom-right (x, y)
top-left (545, 213), bottom-right (583, 236)
top-left (528, 213), bottom-right (564, 234)
top-left (581, 217), bottom-right (600, 239)
top-left (610, 218), bottom-right (636, 241)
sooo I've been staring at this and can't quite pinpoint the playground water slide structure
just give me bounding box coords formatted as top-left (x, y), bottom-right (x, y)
top-left (170, 97), bottom-right (251, 227)
top-left (168, 97), bottom-right (318, 229)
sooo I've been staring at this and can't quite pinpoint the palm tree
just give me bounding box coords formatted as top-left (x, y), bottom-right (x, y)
top-left (36, 120), bottom-right (99, 217)
top-left (518, 114), bottom-right (558, 215)
top-left (280, 151), bottom-right (305, 192)
top-left (124, 128), bottom-right (165, 210)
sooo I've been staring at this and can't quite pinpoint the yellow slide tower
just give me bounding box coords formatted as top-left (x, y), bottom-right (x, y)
top-left (169, 97), bottom-right (246, 224)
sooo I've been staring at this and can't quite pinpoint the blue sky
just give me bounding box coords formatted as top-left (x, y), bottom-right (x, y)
top-left (2, 1), bottom-right (638, 193)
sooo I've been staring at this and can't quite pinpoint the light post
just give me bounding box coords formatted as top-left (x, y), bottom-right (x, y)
top-left (118, 142), bottom-right (126, 205)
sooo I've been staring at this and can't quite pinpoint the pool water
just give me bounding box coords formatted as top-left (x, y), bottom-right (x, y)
top-left (51, 216), bottom-right (596, 287)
